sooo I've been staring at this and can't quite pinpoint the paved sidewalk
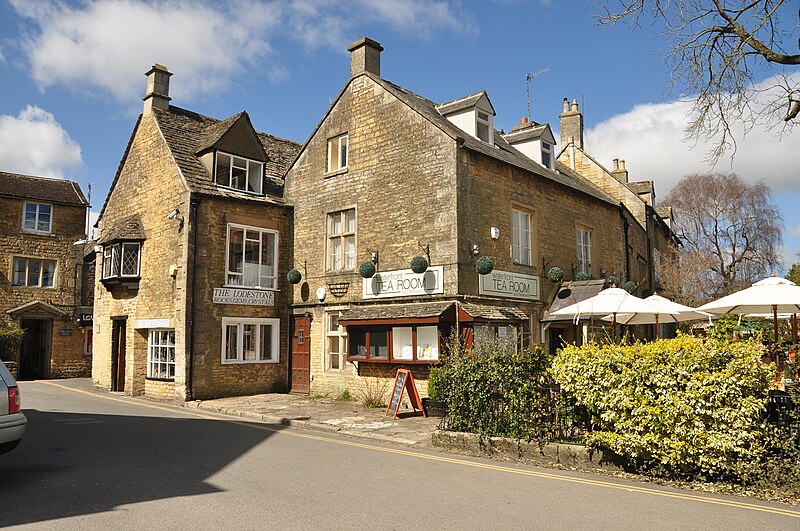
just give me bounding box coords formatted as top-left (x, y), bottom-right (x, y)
top-left (184, 393), bottom-right (441, 447)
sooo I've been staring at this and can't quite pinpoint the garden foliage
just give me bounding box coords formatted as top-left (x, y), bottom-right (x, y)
top-left (0, 318), bottom-right (24, 362)
top-left (437, 335), bottom-right (580, 442)
top-left (552, 335), bottom-right (773, 481)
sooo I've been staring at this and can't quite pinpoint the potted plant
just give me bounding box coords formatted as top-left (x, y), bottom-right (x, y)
top-left (422, 366), bottom-right (448, 417)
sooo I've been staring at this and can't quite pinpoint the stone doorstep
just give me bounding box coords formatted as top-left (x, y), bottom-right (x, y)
top-left (431, 431), bottom-right (626, 472)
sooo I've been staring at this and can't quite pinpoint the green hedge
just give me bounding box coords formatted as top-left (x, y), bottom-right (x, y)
top-left (0, 319), bottom-right (24, 362)
top-left (552, 335), bottom-right (773, 481)
top-left (437, 336), bottom-right (580, 442)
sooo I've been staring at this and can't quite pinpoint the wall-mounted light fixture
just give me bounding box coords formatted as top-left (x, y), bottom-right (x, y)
top-left (471, 244), bottom-right (480, 256)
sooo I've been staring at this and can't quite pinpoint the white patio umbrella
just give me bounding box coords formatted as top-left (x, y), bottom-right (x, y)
top-left (550, 287), bottom-right (678, 340)
top-left (696, 275), bottom-right (800, 341)
top-left (602, 294), bottom-right (712, 339)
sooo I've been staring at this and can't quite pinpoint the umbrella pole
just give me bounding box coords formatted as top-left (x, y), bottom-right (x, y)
top-left (655, 315), bottom-right (660, 340)
top-left (793, 314), bottom-right (798, 344)
top-left (613, 313), bottom-right (617, 342)
top-left (773, 305), bottom-right (779, 343)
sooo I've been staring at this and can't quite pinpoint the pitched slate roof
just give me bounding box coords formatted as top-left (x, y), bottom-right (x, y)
top-left (152, 106), bottom-right (301, 201)
top-left (460, 302), bottom-right (528, 322)
top-left (368, 75), bottom-right (617, 206)
top-left (626, 181), bottom-right (654, 195)
top-left (339, 301), bottom-right (455, 322)
top-left (435, 91), bottom-right (494, 116)
top-left (98, 214), bottom-right (145, 243)
top-left (0, 171), bottom-right (87, 206)
top-left (502, 121), bottom-right (551, 143)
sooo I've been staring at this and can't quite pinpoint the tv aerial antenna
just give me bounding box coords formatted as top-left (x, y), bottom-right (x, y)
top-left (525, 67), bottom-right (550, 120)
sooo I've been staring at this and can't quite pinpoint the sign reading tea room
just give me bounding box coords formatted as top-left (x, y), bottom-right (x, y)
top-left (479, 270), bottom-right (540, 301)
top-left (363, 266), bottom-right (444, 299)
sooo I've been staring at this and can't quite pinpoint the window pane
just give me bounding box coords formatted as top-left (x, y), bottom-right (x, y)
top-left (370, 330), bottom-right (388, 360)
top-left (243, 324), bottom-right (256, 360)
top-left (247, 161), bottom-right (262, 193)
top-left (261, 232), bottom-right (275, 278)
top-left (417, 326), bottom-right (439, 361)
top-left (329, 314), bottom-right (339, 332)
top-left (330, 214), bottom-right (341, 236)
top-left (345, 210), bottom-right (355, 233)
top-left (24, 204), bottom-right (37, 230)
top-left (259, 324), bottom-right (273, 361)
top-left (12, 258), bottom-right (26, 286)
top-left (27, 260), bottom-right (41, 286)
top-left (37, 205), bottom-right (51, 232)
top-left (121, 243), bottom-right (139, 276)
top-left (228, 228), bottom-right (244, 274)
top-left (243, 238), bottom-right (260, 286)
top-left (41, 261), bottom-right (56, 287)
top-left (392, 327), bottom-right (413, 360)
top-left (226, 325), bottom-right (238, 360)
top-left (231, 165), bottom-right (246, 191)
top-left (330, 238), bottom-right (341, 271)
top-left (477, 122), bottom-right (489, 141)
top-left (340, 136), bottom-right (348, 167)
top-left (349, 329), bottom-right (367, 358)
top-left (216, 153), bottom-right (230, 186)
top-left (111, 244), bottom-right (121, 276)
top-left (103, 247), bottom-right (112, 278)
top-left (344, 236), bottom-right (356, 269)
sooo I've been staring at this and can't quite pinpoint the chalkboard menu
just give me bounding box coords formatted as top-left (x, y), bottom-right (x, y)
top-left (385, 369), bottom-right (426, 420)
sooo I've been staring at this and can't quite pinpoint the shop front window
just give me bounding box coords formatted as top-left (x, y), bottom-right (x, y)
top-left (346, 325), bottom-right (439, 363)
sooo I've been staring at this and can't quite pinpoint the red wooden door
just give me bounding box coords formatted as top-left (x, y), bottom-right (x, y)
top-left (290, 316), bottom-right (311, 394)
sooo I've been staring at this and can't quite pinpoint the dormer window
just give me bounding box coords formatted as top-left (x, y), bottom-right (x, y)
top-left (476, 111), bottom-right (491, 143)
top-left (102, 242), bottom-right (141, 280)
top-left (215, 151), bottom-right (264, 194)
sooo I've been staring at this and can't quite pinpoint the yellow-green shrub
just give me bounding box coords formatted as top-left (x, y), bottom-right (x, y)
top-left (552, 335), bottom-right (773, 481)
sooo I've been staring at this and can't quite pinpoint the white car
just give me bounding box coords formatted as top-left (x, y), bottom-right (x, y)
top-left (0, 362), bottom-right (26, 455)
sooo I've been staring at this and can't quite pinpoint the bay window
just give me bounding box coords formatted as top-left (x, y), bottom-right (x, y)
top-left (102, 241), bottom-right (141, 279)
top-left (347, 325), bottom-right (439, 363)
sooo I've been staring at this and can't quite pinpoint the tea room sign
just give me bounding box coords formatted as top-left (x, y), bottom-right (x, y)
top-left (478, 270), bottom-right (540, 301)
top-left (363, 266), bottom-right (444, 299)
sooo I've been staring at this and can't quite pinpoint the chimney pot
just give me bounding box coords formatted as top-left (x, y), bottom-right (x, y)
top-left (520, 117), bottom-right (528, 124)
top-left (563, 98), bottom-right (569, 113)
top-left (620, 159), bottom-right (626, 170)
top-left (347, 37), bottom-right (383, 78)
top-left (613, 158), bottom-right (619, 170)
top-left (143, 63), bottom-right (172, 115)
top-left (571, 99), bottom-right (579, 113)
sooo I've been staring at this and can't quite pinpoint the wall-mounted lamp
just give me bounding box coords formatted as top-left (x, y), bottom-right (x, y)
top-left (370, 250), bottom-right (379, 265)
top-left (490, 227), bottom-right (500, 241)
top-left (471, 244), bottom-right (480, 256)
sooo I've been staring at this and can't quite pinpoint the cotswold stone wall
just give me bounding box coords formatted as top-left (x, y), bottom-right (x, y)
top-left (0, 193), bottom-right (89, 377)
top-left (189, 197), bottom-right (290, 399)
top-left (284, 75), bottom-right (459, 395)
top-left (92, 114), bottom-right (189, 399)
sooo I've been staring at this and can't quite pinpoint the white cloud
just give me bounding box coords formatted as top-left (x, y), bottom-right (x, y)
top-left (10, 0), bottom-right (470, 103)
top-left (0, 106), bottom-right (82, 178)
top-left (584, 75), bottom-right (800, 197)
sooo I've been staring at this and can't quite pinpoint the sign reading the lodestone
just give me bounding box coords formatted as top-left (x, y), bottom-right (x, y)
top-left (213, 287), bottom-right (275, 306)
top-left (479, 270), bottom-right (540, 301)
top-left (363, 266), bottom-right (444, 299)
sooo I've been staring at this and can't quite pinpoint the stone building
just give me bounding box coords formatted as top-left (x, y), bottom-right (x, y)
top-left (0, 171), bottom-right (91, 379)
top-left (282, 38), bottom-right (677, 397)
top-left (92, 65), bottom-right (300, 400)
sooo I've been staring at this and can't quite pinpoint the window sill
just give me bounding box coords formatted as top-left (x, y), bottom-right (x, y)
top-left (222, 284), bottom-right (279, 292)
top-left (21, 229), bottom-right (53, 236)
top-left (146, 377), bottom-right (175, 382)
top-left (324, 167), bottom-right (348, 179)
top-left (101, 277), bottom-right (140, 290)
top-left (347, 358), bottom-right (439, 364)
top-left (11, 285), bottom-right (56, 289)
top-left (221, 359), bottom-right (279, 365)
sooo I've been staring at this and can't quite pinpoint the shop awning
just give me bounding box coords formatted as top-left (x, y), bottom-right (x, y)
top-left (338, 301), bottom-right (455, 326)
top-left (458, 302), bottom-right (528, 323)
top-left (541, 280), bottom-right (605, 322)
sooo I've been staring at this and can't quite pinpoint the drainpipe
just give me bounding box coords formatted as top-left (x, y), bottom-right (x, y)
top-left (620, 208), bottom-right (630, 282)
top-left (187, 195), bottom-right (199, 400)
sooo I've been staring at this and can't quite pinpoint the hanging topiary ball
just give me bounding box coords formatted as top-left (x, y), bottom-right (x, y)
top-left (575, 272), bottom-right (590, 281)
top-left (359, 261), bottom-right (376, 278)
top-left (475, 256), bottom-right (494, 275)
top-left (623, 280), bottom-right (638, 294)
top-left (410, 255), bottom-right (428, 274)
top-left (606, 275), bottom-right (620, 288)
top-left (287, 268), bottom-right (302, 284)
top-left (548, 267), bottom-right (564, 283)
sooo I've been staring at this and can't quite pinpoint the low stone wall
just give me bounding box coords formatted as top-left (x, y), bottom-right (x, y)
top-left (2, 361), bottom-right (18, 379)
top-left (431, 430), bottom-right (628, 472)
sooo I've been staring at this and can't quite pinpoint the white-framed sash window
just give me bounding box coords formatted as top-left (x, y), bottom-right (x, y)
top-left (222, 317), bottom-right (279, 364)
top-left (226, 224), bottom-right (278, 289)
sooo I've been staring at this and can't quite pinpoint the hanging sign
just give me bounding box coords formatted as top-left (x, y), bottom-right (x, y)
top-left (213, 287), bottom-right (275, 306)
top-left (385, 369), bottom-right (426, 420)
top-left (364, 266), bottom-right (444, 299)
top-left (478, 269), bottom-right (540, 301)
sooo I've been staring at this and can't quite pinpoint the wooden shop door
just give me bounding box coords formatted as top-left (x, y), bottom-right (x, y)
top-left (290, 316), bottom-right (311, 394)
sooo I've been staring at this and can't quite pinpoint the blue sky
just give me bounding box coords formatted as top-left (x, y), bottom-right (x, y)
top-left (1, 0), bottom-right (798, 270)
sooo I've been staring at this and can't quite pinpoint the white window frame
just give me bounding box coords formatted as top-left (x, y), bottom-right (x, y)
top-left (324, 309), bottom-right (352, 371)
top-left (225, 223), bottom-right (279, 290)
top-left (214, 151), bottom-right (264, 195)
top-left (327, 209), bottom-right (356, 272)
top-left (327, 133), bottom-right (349, 173)
top-left (102, 241), bottom-right (141, 279)
top-left (541, 141), bottom-right (553, 169)
top-left (22, 202), bottom-right (53, 234)
top-left (147, 329), bottom-right (176, 380)
top-left (577, 227), bottom-right (592, 276)
top-left (476, 111), bottom-right (492, 143)
top-left (511, 207), bottom-right (532, 266)
top-left (221, 317), bottom-right (280, 364)
top-left (11, 256), bottom-right (57, 287)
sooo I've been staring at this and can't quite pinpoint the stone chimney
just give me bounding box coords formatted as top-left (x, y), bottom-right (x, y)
top-left (347, 37), bottom-right (383, 78)
top-left (611, 158), bottom-right (629, 183)
top-left (143, 64), bottom-right (172, 115)
top-left (559, 97), bottom-right (583, 150)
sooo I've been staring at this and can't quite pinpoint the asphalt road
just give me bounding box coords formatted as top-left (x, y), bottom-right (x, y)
top-left (2, 379), bottom-right (799, 530)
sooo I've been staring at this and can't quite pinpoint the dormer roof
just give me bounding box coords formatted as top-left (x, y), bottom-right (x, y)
top-left (195, 111), bottom-right (268, 162)
top-left (503, 122), bottom-right (556, 144)
top-left (98, 213), bottom-right (145, 244)
top-left (436, 91), bottom-right (495, 116)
